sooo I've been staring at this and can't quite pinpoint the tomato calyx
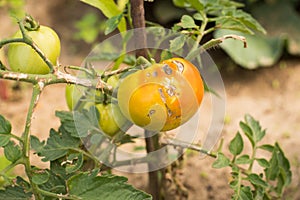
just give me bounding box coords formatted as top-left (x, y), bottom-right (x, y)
top-left (23, 15), bottom-right (40, 31)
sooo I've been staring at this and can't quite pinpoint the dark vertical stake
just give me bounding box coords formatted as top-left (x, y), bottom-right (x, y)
top-left (130, 0), bottom-right (160, 199)
top-left (130, 0), bottom-right (148, 58)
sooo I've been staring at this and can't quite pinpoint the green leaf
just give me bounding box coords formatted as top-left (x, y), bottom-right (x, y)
top-left (248, 174), bottom-right (268, 188)
top-left (73, 108), bottom-right (100, 138)
top-left (160, 50), bottom-right (173, 61)
top-left (65, 153), bottom-right (84, 174)
top-left (258, 144), bottom-right (274, 152)
top-left (74, 13), bottom-right (104, 44)
top-left (38, 170), bottom-right (67, 195)
top-left (264, 147), bottom-right (279, 181)
top-left (80, 0), bottom-right (127, 34)
top-left (229, 132), bottom-right (243, 156)
top-left (252, 1), bottom-right (300, 55)
top-left (67, 172), bottom-right (152, 200)
top-left (4, 141), bottom-right (21, 163)
top-left (256, 158), bottom-right (270, 168)
top-left (233, 186), bottom-right (253, 200)
top-left (214, 29), bottom-right (284, 69)
top-left (212, 152), bottom-right (230, 169)
top-left (0, 135), bottom-right (10, 147)
top-left (193, 13), bottom-right (203, 21)
top-left (244, 114), bottom-right (265, 143)
top-left (36, 128), bottom-right (80, 161)
top-left (30, 135), bottom-right (44, 152)
top-left (32, 169), bottom-right (50, 185)
top-left (170, 35), bottom-right (186, 52)
top-left (105, 14), bottom-right (123, 35)
top-left (187, 0), bottom-right (204, 11)
top-left (239, 121), bottom-right (254, 148)
top-left (179, 15), bottom-right (198, 29)
top-left (0, 185), bottom-right (32, 199)
top-left (0, 115), bottom-right (11, 134)
top-left (239, 114), bottom-right (266, 147)
top-left (235, 155), bottom-right (251, 165)
top-left (80, 0), bottom-right (121, 18)
top-left (172, 0), bottom-right (190, 8)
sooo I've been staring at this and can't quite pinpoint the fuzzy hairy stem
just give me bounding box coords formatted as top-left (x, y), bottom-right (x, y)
top-left (22, 84), bottom-right (43, 200)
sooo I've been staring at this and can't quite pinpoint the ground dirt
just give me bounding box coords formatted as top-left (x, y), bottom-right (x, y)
top-left (0, 1), bottom-right (300, 200)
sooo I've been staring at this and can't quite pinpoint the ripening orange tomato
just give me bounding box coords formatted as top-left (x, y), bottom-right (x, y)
top-left (117, 58), bottom-right (204, 132)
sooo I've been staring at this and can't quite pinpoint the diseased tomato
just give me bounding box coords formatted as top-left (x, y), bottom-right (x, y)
top-left (117, 58), bottom-right (204, 132)
top-left (8, 25), bottom-right (61, 74)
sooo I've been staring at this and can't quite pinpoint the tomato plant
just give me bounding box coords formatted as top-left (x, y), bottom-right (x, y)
top-left (8, 24), bottom-right (60, 74)
top-left (0, 1), bottom-right (293, 200)
top-left (118, 59), bottom-right (204, 131)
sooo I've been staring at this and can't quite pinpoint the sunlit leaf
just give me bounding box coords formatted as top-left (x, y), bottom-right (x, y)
top-left (229, 132), bottom-right (243, 156)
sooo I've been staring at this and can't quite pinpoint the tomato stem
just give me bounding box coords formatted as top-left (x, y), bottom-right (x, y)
top-left (22, 84), bottom-right (43, 200)
top-left (23, 14), bottom-right (40, 31)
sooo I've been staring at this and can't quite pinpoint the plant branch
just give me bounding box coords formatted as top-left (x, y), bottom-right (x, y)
top-left (0, 69), bottom-right (112, 91)
top-left (202, 34), bottom-right (247, 50)
top-left (22, 84), bottom-right (43, 200)
top-left (160, 137), bottom-right (217, 158)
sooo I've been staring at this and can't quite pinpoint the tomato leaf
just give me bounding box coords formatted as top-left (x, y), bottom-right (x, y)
top-left (36, 128), bottom-right (80, 162)
top-left (229, 132), bottom-right (243, 156)
top-left (105, 14), bottom-right (123, 35)
top-left (252, 1), bottom-right (300, 55)
top-left (4, 141), bottom-right (21, 163)
top-left (248, 174), bottom-right (268, 188)
top-left (65, 153), bottom-right (84, 174)
top-left (0, 135), bottom-right (10, 147)
top-left (214, 29), bottom-right (284, 69)
top-left (0, 185), bottom-right (32, 199)
top-left (170, 35), bottom-right (186, 52)
top-left (179, 15), bottom-right (198, 29)
top-left (212, 152), bottom-right (230, 169)
top-left (80, 0), bottom-right (127, 34)
top-left (235, 154), bottom-right (251, 165)
top-left (32, 170), bottom-right (50, 185)
top-left (0, 115), bottom-right (11, 134)
top-left (232, 186), bottom-right (253, 200)
top-left (256, 158), bottom-right (270, 168)
top-left (67, 172), bottom-right (152, 200)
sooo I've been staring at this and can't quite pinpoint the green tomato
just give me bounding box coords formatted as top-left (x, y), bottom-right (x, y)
top-left (107, 74), bottom-right (119, 89)
top-left (65, 84), bottom-right (82, 110)
top-left (8, 25), bottom-right (61, 74)
top-left (96, 103), bottom-right (127, 137)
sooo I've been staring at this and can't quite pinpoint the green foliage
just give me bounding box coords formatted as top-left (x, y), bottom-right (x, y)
top-left (212, 114), bottom-right (292, 199)
top-left (80, 0), bottom-right (127, 34)
top-left (0, 113), bottom-right (151, 199)
top-left (214, 29), bottom-right (284, 69)
top-left (0, 1), bottom-right (294, 200)
top-left (74, 13), bottom-right (106, 44)
top-left (0, 0), bottom-right (25, 18)
top-left (68, 171), bottom-right (151, 200)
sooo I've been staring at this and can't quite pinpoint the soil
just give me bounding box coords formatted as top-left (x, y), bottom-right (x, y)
top-left (0, 1), bottom-right (300, 200)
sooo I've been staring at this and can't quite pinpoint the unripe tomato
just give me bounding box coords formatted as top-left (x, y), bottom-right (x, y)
top-left (117, 58), bottom-right (204, 131)
top-left (96, 103), bottom-right (127, 137)
top-left (8, 25), bottom-right (61, 74)
top-left (65, 84), bottom-right (84, 110)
